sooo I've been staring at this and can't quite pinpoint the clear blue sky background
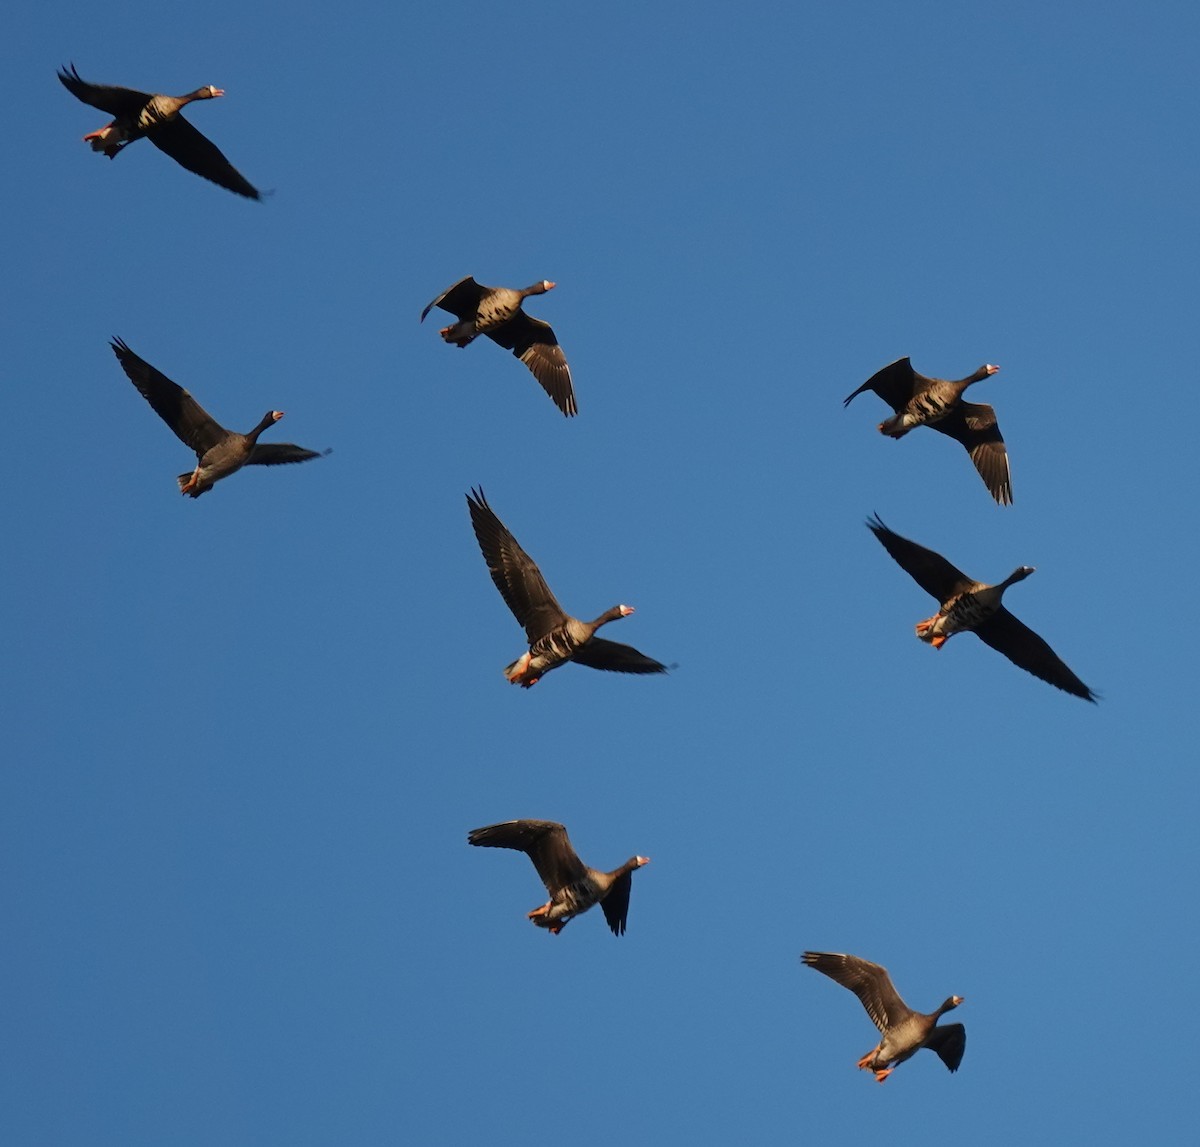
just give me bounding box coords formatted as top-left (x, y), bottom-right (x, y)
top-left (3, 2), bottom-right (1196, 1143)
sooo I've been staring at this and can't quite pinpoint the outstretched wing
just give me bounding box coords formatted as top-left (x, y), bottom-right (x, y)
top-left (467, 820), bottom-right (587, 896)
top-left (58, 65), bottom-right (150, 116)
top-left (801, 951), bottom-right (913, 1033)
top-left (974, 607), bottom-right (1097, 701)
top-left (931, 401), bottom-right (1012, 505)
top-left (246, 444), bottom-right (330, 467)
top-left (843, 357), bottom-right (919, 412)
top-left (466, 489), bottom-right (569, 642)
top-left (924, 1023), bottom-right (966, 1073)
top-left (571, 637), bottom-right (668, 676)
top-left (485, 313), bottom-right (577, 417)
top-left (149, 116), bottom-right (262, 199)
top-left (109, 338), bottom-right (227, 457)
top-left (420, 276), bottom-right (485, 323)
top-left (599, 870), bottom-right (634, 936)
top-left (866, 515), bottom-right (975, 603)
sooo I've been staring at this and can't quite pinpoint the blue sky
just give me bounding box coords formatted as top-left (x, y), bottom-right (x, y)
top-left (3, 2), bottom-right (1196, 1142)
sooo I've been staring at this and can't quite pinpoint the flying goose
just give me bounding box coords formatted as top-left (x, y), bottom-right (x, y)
top-left (867, 514), bottom-right (1096, 700)
top-left (802, 951), bottom-right (965, 1083)
top-left (110, 338), bottom-right (327, 497)
top-left (468, 820), bottom-right (649, 935)
top-left (422, 277), bottom-right (576, 416)
top-left (58, 64), bottom-right (262, 199)
top-left (466, 488), bottom-right (667, 687)
top-left (845, 357), bottom-right (1010, 504)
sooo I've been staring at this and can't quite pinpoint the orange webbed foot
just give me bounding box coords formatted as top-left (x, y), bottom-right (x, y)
top-left (874, 1069), bottom-right (893, 1083)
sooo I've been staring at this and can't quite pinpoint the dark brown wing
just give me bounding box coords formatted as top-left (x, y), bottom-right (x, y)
top-left (467, 820), bottom-right (587, 896)
top-left (420, 276), bottom-right (486, 323)
top-left (110, 338), bottom-right (227, 457)
top-left (973, 607), bottom-right (1097, 701)
top-left (570, 637), bottom-right (668, 676)
top-left (485, 313), bottom-right (577, 417)
top-left (843, 357), bottom-right (921, 411)
top-left (599, 870), bottom-right (633, 936)
top-left (148, 116), bottom-right (261, 199)
top-left (867, 515), bottom-right (976, 603)
top-left (246, 444), bottom-right (330, 467)
top-left (924, 1023), bottom-right (966, 1072)
top-left (58, 65), bottom-right (150, 116)
top-left (931, 401), bottom-right (1012, 505)
top-left (466, 489), bottom-right (569, 642)
top-left (801, 951), bottom-right (913, 1033)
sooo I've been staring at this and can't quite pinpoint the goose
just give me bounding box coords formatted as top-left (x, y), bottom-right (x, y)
top-left (802, 951), bottom-right (965, 1083)
top-left (844, 357), bottom-right (1010, 504)
top-left (466, 488), bottom-right (667, 687)
top-left (110, 338), bottom-right (328, 497)
top-left (58, 64), bottom-right (262, 199)
top-left (867, 514), bottom-right (1096, 700)
top-left (468, 820), bottom-right (649, 935)
top-left (421, 277), bottom-right (576, 416)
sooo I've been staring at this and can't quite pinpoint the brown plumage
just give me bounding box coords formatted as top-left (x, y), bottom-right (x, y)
top-left (421, 277), bottom-right (576, 416)
top-left (110, 339), bottom-right (328, 497)
top-left (466, 488), bottom-right (668, 686)
top-left (468, 820), bottom-right (649, 935)
top-left (867, 514), bottom-right (1096, 701)
top-left (802, 951), bottom-right (965, 1083)
top-left (844, 357), bottom-right (1010, 504)
top-left (58, 64), bottom-right (262, 199)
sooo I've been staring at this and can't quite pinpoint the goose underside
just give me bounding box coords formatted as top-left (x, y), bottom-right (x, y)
top-left (439, 319), bottom-right (478, 347)
top-left (84, 119), bottom-right (135, 157)
top-left (504, 629), bottom-right (583, 686)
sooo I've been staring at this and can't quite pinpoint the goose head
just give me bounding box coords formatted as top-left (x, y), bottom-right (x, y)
top-left (937, 995), bottom-right (965, 1015)
top-left (250, 410), bottom-right (284, 436)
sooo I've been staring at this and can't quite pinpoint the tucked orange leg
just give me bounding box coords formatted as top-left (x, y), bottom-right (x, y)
top-left (179, 471), bottom-right (200, 495)
top-left (856, 1051), bottom-right (876, 1070)
top-left (874, 1069), bottom-right (893, 1083)
top-left (527, 902), bottom-right (552, 919)
top-left (507, 652), bottom-right (533, 684)
top-left (930, 635), bottom-right (948, 650)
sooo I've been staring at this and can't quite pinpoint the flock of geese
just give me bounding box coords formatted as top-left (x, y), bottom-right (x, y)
top-left (60, 64), bottom-right (1099, 1087)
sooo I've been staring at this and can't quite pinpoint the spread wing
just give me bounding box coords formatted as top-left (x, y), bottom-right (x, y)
top-left (843, 357), bottom-right (919, 412)
top-left (973, 607), bottom-right (1097, 701)
top-left (58, 65), bottom-right (150, 116)
top-left (570, 637), bottom-right (668, 676)
top-left (924, 1023), bottom-right (966, 1073)
top-left (467, 820), bottom-right (587, 896)
top-left (148, 116), bottom-right (262, 199)
top-left (931, 401), bottom-right (1012, 505)
top-left (801, 951), bottom-right (913, 1033)
top-left (866, 515), bottom-right (976, 603)
top-left (599, 870), bottom-right (634, 936)
top-left (246, 444), bottom-right (330, 467)
top-left (485, 313), bottom-right (577, 417)
top-left (466, 488), bottom-right (568, 642)
top-left (110, 337), bottom-right (227, 457)
top-left (420, 276), bottom-right (485, 323)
